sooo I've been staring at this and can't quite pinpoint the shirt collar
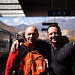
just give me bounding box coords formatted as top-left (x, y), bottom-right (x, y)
top-left (24, 39), bottom-right (30, 47)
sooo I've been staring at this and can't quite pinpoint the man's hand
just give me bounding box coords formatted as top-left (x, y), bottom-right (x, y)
top-left (11, 40), bottom-right (19, 53)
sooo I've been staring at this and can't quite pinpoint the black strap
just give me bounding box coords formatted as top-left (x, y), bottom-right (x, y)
top-left (18, 43), bottom-right (30, 61)
top-left (20, 43), bottom-right (30, 52)
top-left (13, 43), bottom-right (30, 75)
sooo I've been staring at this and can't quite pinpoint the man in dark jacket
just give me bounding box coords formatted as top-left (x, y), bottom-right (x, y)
top-left (47, 24), bottom-right (75, 75)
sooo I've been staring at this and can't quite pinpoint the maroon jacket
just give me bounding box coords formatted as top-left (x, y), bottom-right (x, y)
top-left (5, 40), bottom-right (30, 75)
top-left (5, 39), bottom-right (48, 75)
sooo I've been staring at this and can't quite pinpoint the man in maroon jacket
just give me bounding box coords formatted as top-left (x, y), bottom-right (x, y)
top-left (5, 26), bottom-right (46, 75)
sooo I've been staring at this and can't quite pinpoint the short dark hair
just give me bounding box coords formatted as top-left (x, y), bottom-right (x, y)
top-left (47, 24), bottom-right (61, 33)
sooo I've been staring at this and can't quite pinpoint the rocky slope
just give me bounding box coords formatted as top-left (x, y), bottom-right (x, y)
top-left (0, 21), bottom-right (24, 34)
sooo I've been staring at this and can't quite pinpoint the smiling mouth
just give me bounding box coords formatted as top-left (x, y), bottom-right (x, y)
top-left (29, 39), bottom-right (33, 42)
top-left (29, 39), bottom-right (32, 41)
top-left (52, 39), bottom-right (57, 42)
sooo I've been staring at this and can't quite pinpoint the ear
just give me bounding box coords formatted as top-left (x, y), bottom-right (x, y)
top-left (37, 33), bottom-right (39, 38)
top-left (47, 33), bottom-right (49, 37)
top-left (60, 32), bottom-right (62, 36)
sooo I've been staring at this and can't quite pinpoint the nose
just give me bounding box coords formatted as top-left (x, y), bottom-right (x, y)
top-left (52, 33), bottom-right (55, 37)
top-left (30, 34), bottom-right (33, 37)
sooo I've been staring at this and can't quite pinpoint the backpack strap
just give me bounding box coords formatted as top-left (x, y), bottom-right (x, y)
top-left (13, 43), bottom-right (31, 75)
top-left (18, 43), bottom-right (31, 61)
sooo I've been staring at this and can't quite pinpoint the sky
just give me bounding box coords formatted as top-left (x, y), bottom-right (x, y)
top-left (0, 17), bottom-right (75, 26)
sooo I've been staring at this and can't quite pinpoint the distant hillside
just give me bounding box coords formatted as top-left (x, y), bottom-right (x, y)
top-left (13, 18), bottom-right (75, 32)
top-left (61, 29), bottom-right (75, 38)
top-left (39, 29), bottom-right (75, 39)
top-left (0, 21), bottom-right (75, 39)
top-left (39, 32), bottom-right (48, 39)
top-left (0, 21), bottom-right (24, 34)
top-left (14, 24), bottom-right (28, 30)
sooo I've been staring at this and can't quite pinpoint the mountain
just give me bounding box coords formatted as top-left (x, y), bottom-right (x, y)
top-left (14, 24), bottom-right (28, 30)
top-left (13, 18), bottom-right (75, 32)
top-left (56, 18), bottom-right (75, 31)
top-left (13, 18), bottom-right (75, 39)
top-left (0, 21), bottom-right (75, 39)
top-left (61, 29), bottom-right (75, 38)
top-left (38, 29), bottom-right (75, 39)
top-left (13, 23), bottom-right (43, 32)
top-left (39, 29), bottom-right (75, 39)
top-left (0, 21), bottom-right (24, 34)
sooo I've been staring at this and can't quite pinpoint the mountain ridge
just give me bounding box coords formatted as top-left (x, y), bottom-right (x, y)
top-left (0, 21), bottom-right (75, 39)
top-left (13, 18), bottom-right (75, 32)
top-left (0, 21), bottom-right (24, 34)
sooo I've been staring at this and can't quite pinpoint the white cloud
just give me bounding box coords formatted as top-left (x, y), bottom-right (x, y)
top-left (55, 17), bottom-right (75, 20)
top-left (3, 20), bottom-right (8, 23)
top-left (34, 17), bottom-right (44, 23)
top-left (28, 18), bottom-right (34, 24)
top-left (23, 22), bottom-right (28, 25)
top-left (35, 17), bottom-right (38, 21)
top-left (3, 19), bottom-right (12, 26)
top-left (14, 18), bottom-right (29, 25)
top-left (13, 17), bottom-right (75, 26)
top-left (19, 20), bottom-right (28, 25)
top-left (28, 17), bottom-right (44, 25)
top-left (8, 23), bottom-right (12, 26)
top-left (19, 20), bottom-right (24, 24)
top-left (14, 18), bottom-right (20, 24)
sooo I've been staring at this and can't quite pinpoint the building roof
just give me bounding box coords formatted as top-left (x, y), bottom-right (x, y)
top-left (0, 0), bottom-right (75, 17)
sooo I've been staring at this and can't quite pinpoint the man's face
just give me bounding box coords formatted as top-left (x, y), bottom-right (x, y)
top-left (25, 26), bottom-right (39, 45)
top-left (48, 27), bottom-right (61, 45)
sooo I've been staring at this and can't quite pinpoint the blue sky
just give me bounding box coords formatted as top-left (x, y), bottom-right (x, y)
top-left (0, 17), bottom-right (75, 26)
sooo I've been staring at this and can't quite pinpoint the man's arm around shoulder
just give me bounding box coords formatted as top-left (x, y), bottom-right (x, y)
top-left (5, 49), bottom-right (19, 75)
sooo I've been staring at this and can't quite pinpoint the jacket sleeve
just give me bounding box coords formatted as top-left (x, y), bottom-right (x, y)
top-left (71, 45), bottom-right (75, 75)
top-left (5, 49), bottom-right (19, 75)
